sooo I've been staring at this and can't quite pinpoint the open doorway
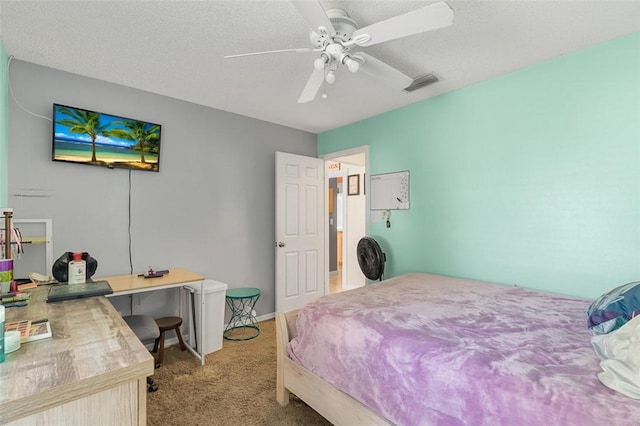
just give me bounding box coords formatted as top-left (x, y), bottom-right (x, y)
top-left (322, 147), bottom-right (368, 294)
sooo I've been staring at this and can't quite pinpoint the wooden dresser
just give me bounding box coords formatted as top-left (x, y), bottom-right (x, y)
top-left (0, 286), bottom-right (154, 425)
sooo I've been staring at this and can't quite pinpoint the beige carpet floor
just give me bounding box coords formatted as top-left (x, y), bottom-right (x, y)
top-left (147, 319), bottom-right (332, 426)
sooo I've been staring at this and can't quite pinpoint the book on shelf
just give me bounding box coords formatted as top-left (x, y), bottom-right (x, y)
top-left (4, 319), bottom-right (52, 343)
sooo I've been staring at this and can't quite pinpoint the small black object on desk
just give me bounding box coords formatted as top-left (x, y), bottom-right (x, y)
top-left (138, 269), bottom-right (169, 279)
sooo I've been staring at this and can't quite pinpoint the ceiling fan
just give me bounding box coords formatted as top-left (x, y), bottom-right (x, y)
top-left (224, 1), bottom-right (454, 103)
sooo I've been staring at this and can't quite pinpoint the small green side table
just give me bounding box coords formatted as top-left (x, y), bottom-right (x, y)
top-left (223, 287), bottom-right (261, 341)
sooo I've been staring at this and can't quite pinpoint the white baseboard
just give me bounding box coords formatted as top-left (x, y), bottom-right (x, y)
top-left (255, 312), bottom-right (275, 322)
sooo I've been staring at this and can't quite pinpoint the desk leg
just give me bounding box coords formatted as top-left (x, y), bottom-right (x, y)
top-left (182, 283), bottom-right (205, 366)
top-left (190, 290), bottom-right (198, 351)
top-left (199, 280), bottom-right (205, 365)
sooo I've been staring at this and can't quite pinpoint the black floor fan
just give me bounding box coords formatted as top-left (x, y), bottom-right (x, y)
top-left (357, 237), bottom-right (386, 282)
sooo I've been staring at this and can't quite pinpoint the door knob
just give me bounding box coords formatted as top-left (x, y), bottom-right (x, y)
top-left (276, 242), bottom-right (286, 248)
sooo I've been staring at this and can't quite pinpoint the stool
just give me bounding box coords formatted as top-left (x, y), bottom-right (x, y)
top-left (223, 287), bottom-right (261, 341)
top-left (153, 316), bottom-right (186, 366)
top-left (123, 315), bottom-right (160, 392)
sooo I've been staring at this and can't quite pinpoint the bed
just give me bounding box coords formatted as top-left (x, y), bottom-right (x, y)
top-left (276, 273), bottom-right (640, 425)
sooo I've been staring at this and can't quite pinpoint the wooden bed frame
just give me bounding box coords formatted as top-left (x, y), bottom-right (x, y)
top-left (276, 310), bottom-right (392, 426)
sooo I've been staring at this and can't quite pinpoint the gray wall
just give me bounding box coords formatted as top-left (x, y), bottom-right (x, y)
top-left (7, 60), bottom-right (317, 319)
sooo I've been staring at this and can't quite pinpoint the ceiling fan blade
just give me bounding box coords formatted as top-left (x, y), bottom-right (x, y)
top-left (291, 0), bottom-right (335, 34)
top-left (353, 1), bottom-right (453, 47)
top-left (298, 67), bottom-right (325, 103)
top-left (355, 53), bottom-right (413, 90)
top-left (224, 47), bottom-right (314, 59)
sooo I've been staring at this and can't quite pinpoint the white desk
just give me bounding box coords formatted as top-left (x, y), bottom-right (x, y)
top-left (99, 268), bottom-right (207, 365)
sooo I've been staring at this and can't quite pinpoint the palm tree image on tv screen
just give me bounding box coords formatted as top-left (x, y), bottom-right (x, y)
top-left (52, 104), bottom-right (161, 172)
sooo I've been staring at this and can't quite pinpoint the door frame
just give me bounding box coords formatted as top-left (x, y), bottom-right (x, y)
top-left (321, 145), bottom-right (369, 293)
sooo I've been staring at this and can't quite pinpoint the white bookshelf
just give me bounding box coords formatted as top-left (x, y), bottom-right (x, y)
top-left (11, 219), bottom-right (54, 278)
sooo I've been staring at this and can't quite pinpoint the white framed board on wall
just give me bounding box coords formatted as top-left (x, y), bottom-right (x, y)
top-left (370, 170), bottom-right (410, 210)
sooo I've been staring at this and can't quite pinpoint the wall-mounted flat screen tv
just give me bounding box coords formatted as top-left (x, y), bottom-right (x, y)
top-left (52, 104), bottom-right (161, 172)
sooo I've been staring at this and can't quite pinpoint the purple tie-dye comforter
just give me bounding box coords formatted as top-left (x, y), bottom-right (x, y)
top-left (287, 273), bottom-right (640, 425)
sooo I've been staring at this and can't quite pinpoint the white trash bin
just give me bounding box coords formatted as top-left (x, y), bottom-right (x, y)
top-left (186, 280), bottom-right (228, 355)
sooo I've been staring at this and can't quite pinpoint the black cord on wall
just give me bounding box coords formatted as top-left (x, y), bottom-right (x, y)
top-left (128, 169), bottom-right (133, 275)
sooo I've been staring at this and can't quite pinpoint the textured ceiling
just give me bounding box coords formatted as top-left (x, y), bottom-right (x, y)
top-left (1, 1), bottom-right (639, 134)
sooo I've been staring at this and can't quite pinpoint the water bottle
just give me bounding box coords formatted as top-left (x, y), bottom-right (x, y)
top-left (0, 304), bottom-right (5, 363)
top-left (68, 252), bottom-right (86, 285)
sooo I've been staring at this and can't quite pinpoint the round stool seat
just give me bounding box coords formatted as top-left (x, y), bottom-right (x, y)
top-left (226, 287), bottom-right (261, 299)
top-left (153, 316), bottom-right (186, 366)
top-left (156, 316), bottom-right (183, 331)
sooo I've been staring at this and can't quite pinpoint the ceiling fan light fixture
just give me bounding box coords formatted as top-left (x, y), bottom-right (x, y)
top-left (313, 53), bottom-right (329, 71)
top-left (325, 69), bottom-right (336, 84)
top-left (342, 56), bottom-right (359, 72)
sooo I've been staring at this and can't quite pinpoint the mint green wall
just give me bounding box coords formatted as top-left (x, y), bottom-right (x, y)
top-left (0, 39), bottom-right (7, 207)
top-left (319, 33), bottom-right (640, 299)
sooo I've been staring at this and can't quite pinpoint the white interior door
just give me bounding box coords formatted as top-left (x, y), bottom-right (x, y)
top-left (275, 152), bottom-right (325, 313)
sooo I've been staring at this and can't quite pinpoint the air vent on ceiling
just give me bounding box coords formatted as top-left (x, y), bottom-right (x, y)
top-left (404, 73), bottom-right (440, 92)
